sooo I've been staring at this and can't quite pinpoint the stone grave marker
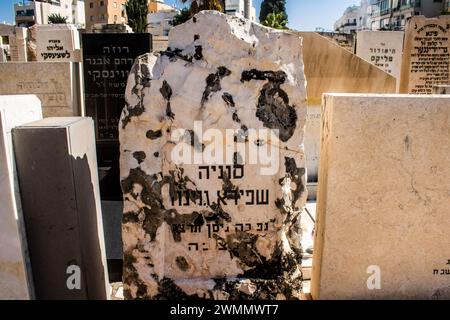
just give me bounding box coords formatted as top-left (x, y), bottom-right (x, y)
top-left (12, 117), bottom-right (109, 299)
top-left (356, 31), bottom-right (404, 91)
top-left (120, 11), bottom-right (307, 300)
top-left (400, 16), bottom-right (450, 94)
top-left (0, 95), bottom-right (42, 299)
top-left (312, 93), bottom-right (450, 300)
top-left (0, 62), bottom-right (83, 117)
top-left (35, 24), bottom-right (81, 62)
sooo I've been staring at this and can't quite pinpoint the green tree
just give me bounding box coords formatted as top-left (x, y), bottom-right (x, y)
top-left (180, 0), bottom-right (223, 16)
top-left (264, 12), bottom-right (287, 29)
top-left (172, 8), bottom-right (191, 26)
top-left (48, 13), bottom-right (67, 24)
top-left (125, 0), bottom-right (148, 33)
top-left (260, 0), bottom-right (288, 26)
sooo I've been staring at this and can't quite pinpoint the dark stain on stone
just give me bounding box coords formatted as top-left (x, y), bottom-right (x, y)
top-left (154, 277), bottom-right (203, 300)
top-left (193, 17), bottom-right (197, 23)
top-left (194, 34), bottom-right (200, 41)
top-left (146, 129), bottom-right (163, 140)
top-left (241, 69), bottom-right (297, 142)
top-left (194, 45), bottom-right (203, 60)
top-left (187, 130), bottom-right (206, 152)
top-left (160, 80), bottom-right (175, 120)
top-left (122, 55), bottom-right (150, 129)
top-left (133, 151), bottom-right (146, 164)
top-left (175, 256), bottom-right (190, 271)
top-left (222, 92), bottom-right (235, 107)
top-left (234, 152), bottom-right (243, 165)
top-left (201, 67), bottom-right (232, 109)
top-left (123, 211), bottom-right (139, 224)
top-left (153, 152), bottom-right (160, 158)
top-left (283, 157), bottom-right (305, 212)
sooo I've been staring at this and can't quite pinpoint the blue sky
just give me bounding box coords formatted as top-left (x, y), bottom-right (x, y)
top-left (0, 0), bottom-right (360, 31)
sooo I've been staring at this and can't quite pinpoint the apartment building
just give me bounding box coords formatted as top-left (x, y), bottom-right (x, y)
top-left (15, 0), bottom-right (86, 28)
top-left (85, 0), bottom-right (127, 31)
top-left (369, 0), bottom-right (446, 30)
top-left (225, 0), bottom-right (256, 22)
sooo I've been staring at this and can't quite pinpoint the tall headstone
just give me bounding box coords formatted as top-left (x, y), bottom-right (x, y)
top-left (0, 62), bottom-right (83, 117)
top-left (34, 24), bottom-right (81, 62)
top-left (356, 31), bottom-right (404, 91)
top-left (82, 33), bottom-right (151, 264)
top-left (0, 95), bottom-right (42, 299)
top-left (297, 31), bottom-right (397, 197)
top-left (313, 93), bottom-right (450, 300)
top-left (120, 11), bottom-right (307, 300)
top-left (12, 117), bottom-right (109, 299)
top-left (400, 16), bottom-right (450, 94)
top-left (9, 27), bottom-right (27, 62)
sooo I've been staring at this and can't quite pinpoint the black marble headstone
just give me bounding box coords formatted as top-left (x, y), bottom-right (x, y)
top-left (82, 33), bottom-right (152, 200)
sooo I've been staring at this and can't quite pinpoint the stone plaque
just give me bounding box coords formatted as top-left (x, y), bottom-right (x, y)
top-left (12, 117), bottom-right (109, 299)
top-left (0, 62), bottom-right (83, 117)
top-left (0, 95), bottom-right (42, 299)
top-left (400, 16), bottom-right (450, 94)
top-left (35, 24), bottom-right (81, 62)
top-left (313, 93), bottom-right (450, 300)
top-left (120, 11), bottom-right (307, 300)
top-left (356, 31), bottom-right (404, 90)
top-left (82, 33), bottom-right (152, 200)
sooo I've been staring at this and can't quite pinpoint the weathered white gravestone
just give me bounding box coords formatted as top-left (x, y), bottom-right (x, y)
top-left (35, 24), bottom-right (81, 62)
top-left (120, 11), bottom-right (307, 300)
top-left (0, 95), bottom-right (42, 299)
top-left (356, 31), bottom-right (404, 91)
top-left (400, 16), bottom-right (450, 94)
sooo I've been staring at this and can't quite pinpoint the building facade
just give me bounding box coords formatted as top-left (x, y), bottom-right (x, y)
top-left (15, 0), bottom-right (85, 28)
top-left (84, 0), bottom-right (127, 32)
top-left (370, 0), bottom-right (445, 30)
top-left (225, 0), bottom-right (256, 22)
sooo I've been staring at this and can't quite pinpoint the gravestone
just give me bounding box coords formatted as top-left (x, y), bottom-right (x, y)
top-left (400, 16), bottom-right (450, 94)
top-left (120, 11), bottom-right (307, 300)
top-left (12, 117), bottom-right (109, 299)
top-left (297, 31), bottom-right (396, 193)
top-left (356, 31), bottom-right (404, 91)
top-left (312, 93), bottom-right (450, 300)
top-left (9, 27), bottom-right (27, 62)
top-left (82, 33), bottom-right (151, 265)
top-left (0, 62), bottom-right (83, 117)
top-left (0, 95), bottom-right (42, 299)
top-left (35, 24), bottom-right (81, 62)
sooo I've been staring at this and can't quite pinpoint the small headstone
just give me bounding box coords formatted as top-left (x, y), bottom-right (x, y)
top-left (0, 62), bottom-right (83, 117)
top-left (356, 31), bottom-right (404, 91)
top-left (400, 16), bottom-right (450, 94)
top-left (34, 24), bottom-right (81, 62)
top-left (12, 117), bottom-right (109, 299)
top-left (0, 95), bottom-right (42, 299)
top-left (313, 93), bottom-right (450, 300)
top-left (120, 11), bottom-right (307, 300)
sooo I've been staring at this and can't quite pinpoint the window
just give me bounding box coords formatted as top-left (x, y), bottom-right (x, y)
top-left (113, 2), bottom-right (117, 8)
top-left (90, 15), bottom-right (94, 21)
top-left (100, 1), bottom-right (104, 6)
top-left (89, 2), bottom-right (93, 8)
top-left (100, 14), bottom-right (105, 20)
top-left (114, 15), bottom-right (118, 22)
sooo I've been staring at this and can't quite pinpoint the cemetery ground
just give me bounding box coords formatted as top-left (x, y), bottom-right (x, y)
top-left (1, 11), bottom-right (450, 301)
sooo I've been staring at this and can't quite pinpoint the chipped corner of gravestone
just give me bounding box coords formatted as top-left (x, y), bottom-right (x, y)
top-left (119, 11), bottom-right (308, 300)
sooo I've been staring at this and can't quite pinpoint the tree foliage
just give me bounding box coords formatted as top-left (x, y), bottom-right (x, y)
top-left (260, 0), bottom-right (288, 25)
top-left (264, 12), bottom-right (287, 29)
top-left (172, 8), bottom-right (191, 26)
top-left (48, 13), bottom-right (67, 24)
top-left (125, 0), bottom-right (149, 33)
top-left (180, 0), bottom-right (223, 16)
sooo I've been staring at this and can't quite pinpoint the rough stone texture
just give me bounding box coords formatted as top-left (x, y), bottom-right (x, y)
top-left (356, 31), bottom-right (404, 91)
top-left (0, 62), bottom-right (83, 117)
top-left (34, 24), bottom-right (81, 62)
top-left (296, 32), bottom-right (397, 186)
top-left (400, 16), bottom-right (450, 94)
top-left (120, 11), bottom-right (307, 300)
top-left (312, 94), bottom-right (450, 300)
top-left (9, 27), bottom-right (27, 62)
top-left (0, 95), bottom-right (42, 299)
